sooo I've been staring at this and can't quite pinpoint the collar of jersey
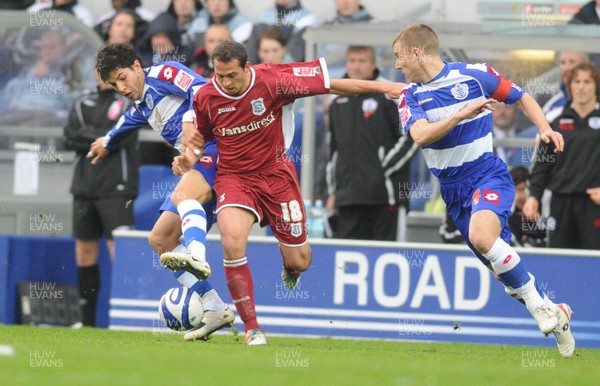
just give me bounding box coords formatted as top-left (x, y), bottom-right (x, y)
top-left (212, 67), bottom-right (256, 100)
top-left (421, 61), bottom-right (449, 86)
top-left (134, 83), bottom-right (150, 105)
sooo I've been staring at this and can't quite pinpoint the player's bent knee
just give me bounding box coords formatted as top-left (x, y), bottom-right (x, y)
top-left (283, 245), bottom-right (312, 272)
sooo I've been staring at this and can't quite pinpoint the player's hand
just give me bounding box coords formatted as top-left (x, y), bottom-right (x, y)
top-left (182, 121), bottom-right (204, 156)
top-left (586, 187), bottom-right (600, 205)
top-left (523, 196), bottom-right (541, 221)
top-left (457, 98), bottom-right (497, 121)
top-left (172, 148), bottom-right (196, 176)
top-left (87, 137), bottom-right (109, 165)
top-left (540, 130), bottom-right (564, 153)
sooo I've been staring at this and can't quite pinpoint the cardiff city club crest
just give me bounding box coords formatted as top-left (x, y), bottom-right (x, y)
top-left (251, 97), bottom-right (266, 116)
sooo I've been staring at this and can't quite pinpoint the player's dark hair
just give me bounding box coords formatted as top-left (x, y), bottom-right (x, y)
top-left (95, 43), bottom-right (142, 82)
top-left (565, 61), bottom-right (600, 101)
top-left (509, 166), bottom-right (529, 185)
top-left (212, 41), bottom-right (248, 68)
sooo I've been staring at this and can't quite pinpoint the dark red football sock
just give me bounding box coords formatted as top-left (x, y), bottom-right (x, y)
top-left (224, 257), bottom-right (260, 332)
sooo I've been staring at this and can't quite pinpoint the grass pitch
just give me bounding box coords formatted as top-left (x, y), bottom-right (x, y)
top-left (1, 325), bottom-right (599, 386)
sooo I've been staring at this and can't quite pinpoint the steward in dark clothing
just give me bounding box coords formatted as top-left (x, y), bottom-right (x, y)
top-left (64, 85), bottom-right (139, 327)
top-left (326, 62), bottom-right (417, 241)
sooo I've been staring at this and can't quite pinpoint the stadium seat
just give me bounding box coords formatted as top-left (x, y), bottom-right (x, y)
top-left (134, 165), bottom-right (180, 231)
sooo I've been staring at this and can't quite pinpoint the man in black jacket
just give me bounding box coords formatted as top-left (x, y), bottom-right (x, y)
top-left (64, 74), bottom-right (139, 326)
top-left (524, 61), bottom-right (600, 249)
top-left (326, 46), bottom-right (417, 241)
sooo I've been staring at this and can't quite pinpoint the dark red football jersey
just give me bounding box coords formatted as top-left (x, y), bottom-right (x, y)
top-left (194, 59), bottom-right (330, 173)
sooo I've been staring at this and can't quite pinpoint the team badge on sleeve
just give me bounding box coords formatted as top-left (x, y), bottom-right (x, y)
top-left (175, 70), bottom-right (194, 91)
top-left (159, 65), bottom-right (178, 82)
top-left (293, 66), bottom-right (318, 76)
top-left (251, 97), bottom-right (266, 116)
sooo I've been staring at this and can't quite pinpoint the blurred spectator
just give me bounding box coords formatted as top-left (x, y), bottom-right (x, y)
top-left (189, 23), bottom-right (230, 78)
top-left (326, 0), bottom-right (373, 24)
top-left (525, 62), bottom-right (600, 249)
top-left (95, 0), bottom-right (155, 44)
top-left (257, 28), bottom-right (293, 64)
top-left (0, 0), bottom-right (35, 9)
top-left (64, 73), bottom-right (139, 326)
top-left (492, 102), bottom-right (535, 167)
top-left (508, 166), bottom-right (547, 247)
top-left (137, 13), bottom-right (190, 66)
top-left (325, 46), bottom-right (417, 241)
top-left (28, 0), bottom-right (94, 28)
top-left (193, 0), bottom-right (252, 43)
top-left (164, 0), bottom-right (205, 49)
top-left (105, 8), bottom-right (137, 45)
top-left (543, 51), bottom-right (588, 115)
top-left (569, 0), bottom-right (600, 24)
top-left (319, 0), bottom-right (374, 78)
top-left (247, 0), bottom-right (319, 63)
top-left (0, 29), bottom-right (81, 125)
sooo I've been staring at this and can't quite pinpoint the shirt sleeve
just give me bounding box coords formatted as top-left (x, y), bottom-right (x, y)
top-left (399, 87), bottom-right (428, 136)
top-left (263, 58), bottom-right (330, 104)
top-left (466, 63), bottom-right (524, 104)
top-left (150, 62), bottom-right (207, 122)
top-left (103, 105), bottom-right (148, 150)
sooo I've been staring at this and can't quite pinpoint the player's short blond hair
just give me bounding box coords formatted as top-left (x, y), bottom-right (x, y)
top-left (392, 24), bottom-right (439, 56)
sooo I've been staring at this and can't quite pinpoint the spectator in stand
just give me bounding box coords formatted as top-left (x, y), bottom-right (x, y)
top-left (64, 72), bottom-right (139, 326)
top-left (543, 51), bottom-right (588, 115)
top-left (189, 23), bottom-right (230, 78)
top-left (162, 0), bottom-right (206, 49)
top-left (137, 13), bottom-right (190, 67)
top-left (492, 102), bottom-right (536, 167)
top-left (247, 0), bottom-right (319, 63)
top-left (104, 9), bottom-right (138, 45)
top-left (0, 29), bottom-right (80, 125)
top-left (319, 0), bottom-right (374, 78)
top-left (28, 0), bottom-right (94, 28)
top-left (508, 167), bottom-right (547, 247)
top-left (192, 0), bottom-right (253, 44)
top-left (95, 0), bottom-right (155, 44)
top-left (257, 28), bottom-right (293, 64)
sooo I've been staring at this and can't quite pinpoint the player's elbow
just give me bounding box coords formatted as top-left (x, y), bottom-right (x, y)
top-left (410, 130), bottom-right (429, 147)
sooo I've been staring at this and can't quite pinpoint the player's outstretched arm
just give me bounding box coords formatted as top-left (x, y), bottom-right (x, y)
top-left (410, 98), bottom-right (496, 147)
top-left (330, 79), bottom-right (407, 99)
top-left (516, 93), bottom-right (564, 152)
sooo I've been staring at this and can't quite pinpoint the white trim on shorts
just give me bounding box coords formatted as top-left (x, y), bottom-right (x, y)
top-left (279, 240), bottom-right (308, 248)
top-left (216, 203), bottom-right (261, 223)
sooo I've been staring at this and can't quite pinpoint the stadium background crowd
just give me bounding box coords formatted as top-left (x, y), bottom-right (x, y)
top-left (0, 0), bottom-right (598, 250)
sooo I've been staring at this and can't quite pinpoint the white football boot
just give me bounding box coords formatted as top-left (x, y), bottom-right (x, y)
top-left (552, 303), bottom-right (575, 358)
top-left (245, 329), bottom-right (267, 346)
top-left (184, 306), bottom-right (235, 341)
top-left (527, 304), bottom-right (559, 335)
top-left (160, 252), bottom-right (211, 280)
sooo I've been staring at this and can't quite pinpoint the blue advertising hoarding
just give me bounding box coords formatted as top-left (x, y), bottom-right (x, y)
top-left (110, 231), bottom-right (600, 348)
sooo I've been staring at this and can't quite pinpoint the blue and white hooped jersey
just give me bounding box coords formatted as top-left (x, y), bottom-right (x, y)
top-left (399, 62), bottom-right (524, 181)
top-left (103, 61), bottom-right (207, 150)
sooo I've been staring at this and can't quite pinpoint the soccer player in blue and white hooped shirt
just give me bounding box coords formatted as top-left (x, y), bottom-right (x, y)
top-left (393, 24), bottom-right (575, 358)
top-left (89, 44), bottom-right (234, 340)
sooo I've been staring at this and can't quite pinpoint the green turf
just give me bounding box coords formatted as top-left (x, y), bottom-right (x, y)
top-left (0, 325), bottom-right (598, 386)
